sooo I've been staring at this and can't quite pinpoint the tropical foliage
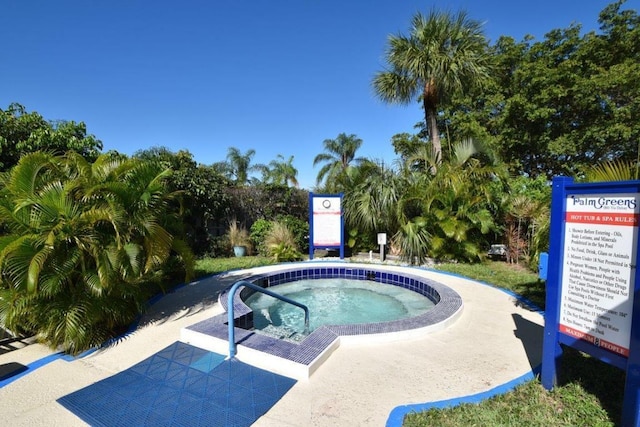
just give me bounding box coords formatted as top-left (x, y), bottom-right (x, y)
top-left (134, 147), bottom-right (231, 256)
top-left (445, 1), bottom-right (640, 179)
top-left (0, 103), bottom-right (102, 171)
top-left (226, 221), bottom-right (251, 248)
top-left (583, 159), bottom-right (640, 182)
top-left (250, 215), bottom-right (309, 257)
top-left (373, 9), bottom-right (491, 166)
top-left (0, 152), bottom-right (193, 353)
top-left (224, 147), bottom-right (264, 185)
top-left (263, 221), bottom-right (302, 262)
top-left (261, 154), bottom-right (299, 187)
top-left (313, 133), bottom-right (365, 191)
top-left (345, 139), bottom-right (505, 264)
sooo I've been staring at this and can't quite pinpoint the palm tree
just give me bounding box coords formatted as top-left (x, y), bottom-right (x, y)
top-left (264, 154), bottom-right (299, 187)
top-left (583, 159), bottom-right (639, 182)
top-left (226, 147), bottom-right (263, 185)
top-left (372, 9), bottom-right (491, 166)
top-left (345, 160), bottom-right (404, 235)
top-left (412, 139), bottom-right (504, 262)
top-left (313, 133), bottom-right (365, 191)
top-left (0, 152), bottom-right (193, 354)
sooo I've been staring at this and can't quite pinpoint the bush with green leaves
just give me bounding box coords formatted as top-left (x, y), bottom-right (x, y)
top-left (249, 218), bottom-right (273, 256)
top-left (0, 152), bottom-right (193, 354)
top-left (134, 147), bottom-right (231, 257)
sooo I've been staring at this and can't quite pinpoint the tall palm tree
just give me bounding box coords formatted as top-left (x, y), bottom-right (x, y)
top-left (373, 9), bottom-right (491, 166)
top-left (264, 154), bottom-right (299, 187)
top-left (313, 133), bottom-right (365, 191)
top-left (226, 147), bottom-right (263, 185)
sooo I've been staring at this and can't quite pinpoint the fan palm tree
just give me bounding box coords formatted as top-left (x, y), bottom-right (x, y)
top-left (372, 9), bottom-right (491, 166)
top-left (345, 160), bottom-right (405, 235)
top-left (313, 133), bottom-right (365, 191)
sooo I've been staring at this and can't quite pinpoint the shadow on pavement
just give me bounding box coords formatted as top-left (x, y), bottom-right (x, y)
top-left (512, 313), bottom-right (543, 371)
top-left (138, 272), bottom-right (257, 327)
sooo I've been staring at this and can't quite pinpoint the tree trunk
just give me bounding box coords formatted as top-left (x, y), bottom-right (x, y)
top-left (423, 81), bottom-right (442, 168)
top-left (425, 106), bottom-right (442, 164)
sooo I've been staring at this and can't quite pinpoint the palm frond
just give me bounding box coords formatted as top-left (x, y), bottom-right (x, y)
top-left (584, 160), bottom-right (638, 182)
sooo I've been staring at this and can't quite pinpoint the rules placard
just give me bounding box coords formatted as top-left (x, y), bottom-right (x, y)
top-left (559, 193), bottom-right (639, 357)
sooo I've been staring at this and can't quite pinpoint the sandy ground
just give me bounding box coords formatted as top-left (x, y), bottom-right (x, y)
top-left (0, 263), bottom-right (544, 426)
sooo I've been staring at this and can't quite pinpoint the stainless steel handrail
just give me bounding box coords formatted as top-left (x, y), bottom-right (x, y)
top-left (227, 280), bottom-right (309, 358)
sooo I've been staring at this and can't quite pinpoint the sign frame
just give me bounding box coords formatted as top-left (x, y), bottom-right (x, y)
top-left (541, 177), bottom-right (640, 427)
top-left (308, 192), bottom-right (344, 259)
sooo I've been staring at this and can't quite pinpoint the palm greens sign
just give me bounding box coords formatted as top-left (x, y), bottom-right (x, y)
top-left (542, 177), bottom-right (640, 427)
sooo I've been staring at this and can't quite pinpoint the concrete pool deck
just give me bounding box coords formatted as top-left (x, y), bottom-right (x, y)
top-left (0, 262), bottom-right (544, 426)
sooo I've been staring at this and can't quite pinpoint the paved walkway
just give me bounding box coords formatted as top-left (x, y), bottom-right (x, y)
top-left (0, 263), bottom-right (544, 426)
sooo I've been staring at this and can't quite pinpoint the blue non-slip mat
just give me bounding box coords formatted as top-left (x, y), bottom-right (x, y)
top-left (58, 341), bottom-right (297, 427)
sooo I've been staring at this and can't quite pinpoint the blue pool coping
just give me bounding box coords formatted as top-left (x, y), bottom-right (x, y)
top-left (1, 261), bottom-right (545, 427)
top-left (221, 264), bottom-right (464, 336)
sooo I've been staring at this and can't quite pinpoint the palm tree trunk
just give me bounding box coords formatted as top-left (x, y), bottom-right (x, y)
top-left (423, 79), bottom-right (442, 167)
top-left (424, 102), bottom-right (442, 166)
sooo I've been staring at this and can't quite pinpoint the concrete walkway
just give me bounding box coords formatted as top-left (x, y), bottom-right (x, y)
top-left (0, 263), bottom-right (544, 426)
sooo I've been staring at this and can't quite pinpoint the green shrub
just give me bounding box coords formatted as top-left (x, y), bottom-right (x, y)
top-left (264, 221), bottom-right (302, 261)
top-left (250, 218), bottom-right (273, 256)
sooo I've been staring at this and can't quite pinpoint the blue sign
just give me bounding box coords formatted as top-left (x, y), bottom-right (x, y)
top-left (541, 177), bottom-right (640, 426)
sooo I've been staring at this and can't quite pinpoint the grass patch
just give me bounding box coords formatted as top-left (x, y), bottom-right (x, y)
top-left (403, 378), bottom-right (615, 427)
top-left (434, 260), bottom-right (545, 309)
top-left (194, 256), bottom-right (276, 278)
top-left (403, 344), bottom-right (625, 426)
top-left (405, 260), bottom-right (625, 427)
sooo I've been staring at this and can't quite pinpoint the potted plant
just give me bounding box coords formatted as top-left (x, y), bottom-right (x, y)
top-left (228, 221), bottom-right (250, 257)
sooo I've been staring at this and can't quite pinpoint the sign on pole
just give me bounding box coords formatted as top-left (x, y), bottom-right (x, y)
top-left (308, 193), bottom-right (344, 259)
top-left (541, 177), bottom-right (640, 426)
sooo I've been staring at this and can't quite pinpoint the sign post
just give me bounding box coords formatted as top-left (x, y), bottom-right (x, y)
top-left (541, 177), bottom-right (640, 426)
top-left (378, 233), bottom-right (387, 262)
top-left (308, 193), bottom-right (344, 259)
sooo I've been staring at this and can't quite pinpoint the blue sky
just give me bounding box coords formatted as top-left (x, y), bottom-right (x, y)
top-left (2, 0), bottom-right (637, 189)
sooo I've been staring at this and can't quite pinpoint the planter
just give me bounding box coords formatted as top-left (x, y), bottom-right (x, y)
top-left (233, 245), bottom-right (247, 257)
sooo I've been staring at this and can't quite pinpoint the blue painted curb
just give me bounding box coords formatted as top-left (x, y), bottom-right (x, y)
top-left (386, 365), bottom-right (542, 426)
top-left (0, 352), bottom-right (66, 388)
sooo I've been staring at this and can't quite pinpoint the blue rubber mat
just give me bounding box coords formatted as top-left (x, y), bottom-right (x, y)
top-left (58, 342), bottom-right (296, 426)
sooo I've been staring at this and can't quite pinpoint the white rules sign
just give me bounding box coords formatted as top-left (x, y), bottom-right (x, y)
top-left (559, 193), bottom-right (639, 357)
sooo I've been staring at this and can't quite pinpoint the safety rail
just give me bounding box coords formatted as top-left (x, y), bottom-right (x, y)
top-left (227, 280), bottom-right (309, 358)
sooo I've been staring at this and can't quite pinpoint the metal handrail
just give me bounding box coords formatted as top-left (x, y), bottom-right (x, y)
top-left (227, 280), bottom-right (309, 358)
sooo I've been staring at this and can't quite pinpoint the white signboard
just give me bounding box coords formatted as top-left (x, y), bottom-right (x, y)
top-left (559, 193), bottom-right (639, 357)
top-left (312, 196), bottom-right (342, 246)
